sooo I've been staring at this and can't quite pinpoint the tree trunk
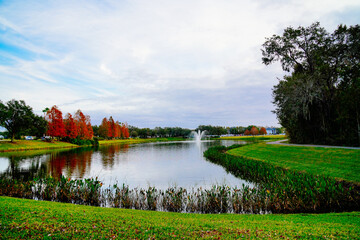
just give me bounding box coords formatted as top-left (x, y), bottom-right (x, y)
top-left (11, 133), bottom-right (14, 142)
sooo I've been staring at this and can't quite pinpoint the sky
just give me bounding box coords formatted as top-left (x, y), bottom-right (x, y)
top-left (0, 0), bottom-right (359, 129)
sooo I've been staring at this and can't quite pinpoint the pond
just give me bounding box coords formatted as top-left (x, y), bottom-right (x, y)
top-left (0, 140), bottom-right (252, 189)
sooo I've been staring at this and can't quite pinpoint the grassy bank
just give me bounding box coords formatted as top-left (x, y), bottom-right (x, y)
top-left (228, 143), bottom-right (360, 183)
top-left (0, 137), bottom-right (186, 152)
top-left (98, 137), bottom-right (186, 146)
top-left (1, 197), bottom-right (359, 239)
top-left (0, 140), bottom-right (78, 152)
top-left (204, 145), bottom-right (359, 213)
top-left (220, 135), bottom-right (286, 141)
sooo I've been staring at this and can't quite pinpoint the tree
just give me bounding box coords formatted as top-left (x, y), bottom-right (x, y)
top-left (92, 125), bottom-right (99, 137)
top-left (98, 118), bottom-right (109, 138)
top-left (46, 106), bottom-right (65, 139)
top-left (262, 22), bottom-right (360, 146)
top-left (74, 110), bottom-right (89, 140)
top-left (244, 129), bottom-right (250, 136)
top-left (22, 115), bottom-right (47, 138)
top-left (86, 115), bottom-right (93, 140)
top-left (108, 116), bottom-right (115, 139)
top-left (259, 127), bottom-right (267, 135)
top-left (121, 123), bottom-right (130, 139)
top-left (250, 126), bottom-right (259, 135)
top-left (0, 99), bottom-right (36, 142)
top-left (63, 113), bottom-right (78, 139)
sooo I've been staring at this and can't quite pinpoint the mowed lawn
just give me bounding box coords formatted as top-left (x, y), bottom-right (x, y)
top-left (228, 143), bottom-right (360, 183)
top-left (1, 197), bottom-right (359, 239)
top-left (0, 140), bottom-right (78, 152)
top-left (220, 135), bottom-right (286, 141)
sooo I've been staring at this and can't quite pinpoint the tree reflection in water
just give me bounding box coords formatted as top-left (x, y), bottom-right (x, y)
top-left (0, 144), bottom-right (130, 181)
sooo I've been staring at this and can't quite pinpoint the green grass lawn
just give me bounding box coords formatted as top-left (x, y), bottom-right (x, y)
top-left (0, 140), bottom-right (78, 152)
top-left (0, 197), bottom-right (359, 239)
top-left (228, 143), bottom-right (360, 183)
top-left (220, 135), bottom-right (286, 141)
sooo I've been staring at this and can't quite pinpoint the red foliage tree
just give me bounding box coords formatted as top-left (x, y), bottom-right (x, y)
top-left (46, 105), bottom-right (65, 139)
top-left (74, 110), bottom-right (89, 140)
top-left (259, 127), bottom-right (267, 135)
top-left (115, 121), bottom-right (121, 138)
top-left (244, 129), bottom-right (251, 135)
top-left (108, 116), bottom-right (115, 139)
top-left (122, 122), bottom-right (129, 138)
top-left (98, 118), bottom-right (109, 138)
top-left (63, 113), bottom-right (78, 139)
top-left (250, 126), bottom-right (259, 135)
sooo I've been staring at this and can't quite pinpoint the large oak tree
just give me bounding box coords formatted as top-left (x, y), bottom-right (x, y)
top-left (0, 99), bottom-right (46, 142)
top-left (262, 22), bottom-right (360, 146)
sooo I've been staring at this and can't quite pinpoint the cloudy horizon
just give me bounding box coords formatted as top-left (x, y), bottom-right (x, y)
top-left (1, 0), bottom-right (359, 128)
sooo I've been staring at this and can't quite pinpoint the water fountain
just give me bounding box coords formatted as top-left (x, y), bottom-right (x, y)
top-left (191, 130), bottom-right (207, 142)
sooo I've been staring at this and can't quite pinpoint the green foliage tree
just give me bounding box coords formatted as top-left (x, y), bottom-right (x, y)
top-left (197, 125), bottom-right (227, 136)
top-left (262, 22), bottom-right (360, 146)
top-left (0, 99), bottom-right (43, 142)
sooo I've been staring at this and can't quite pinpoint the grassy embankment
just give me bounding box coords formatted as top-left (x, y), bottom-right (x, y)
top-left (227, 143), bottom-right (360, 183)
top-left (220, 134), bottom-right (286, 142)
top-left (0, 137), bottom-right (186, 152)
top-left (1, 196), bottom-right (359, 239)
top-left (0, 140), bottom-right (78, 152)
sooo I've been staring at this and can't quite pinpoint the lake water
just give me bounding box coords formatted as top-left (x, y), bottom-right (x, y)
top-left (0, 140), bottom-right (252, 189)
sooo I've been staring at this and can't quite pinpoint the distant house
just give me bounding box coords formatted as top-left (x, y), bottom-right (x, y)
top-left (266, 128), bottom-right (277, 135)
top-left (0, 135), bottom-right (4, 139)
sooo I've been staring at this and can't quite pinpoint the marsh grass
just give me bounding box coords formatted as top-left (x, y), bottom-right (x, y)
top-left (0, 176), bottom-right (271, 214)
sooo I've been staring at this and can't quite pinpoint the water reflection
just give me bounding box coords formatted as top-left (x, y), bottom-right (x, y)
top-left (0, 140), bottom-right (251, 189)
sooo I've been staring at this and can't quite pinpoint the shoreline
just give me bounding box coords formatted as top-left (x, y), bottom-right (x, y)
top-left (0, 138), bottom-right (187, 153)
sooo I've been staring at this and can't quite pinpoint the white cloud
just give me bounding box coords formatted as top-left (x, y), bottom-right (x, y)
top-left (0, 0), bottom-right (359, 127)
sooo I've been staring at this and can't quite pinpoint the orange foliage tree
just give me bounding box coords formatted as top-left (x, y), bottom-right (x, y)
top-left (63, 113), bottom-right (78, 139)
top-left (74, 110), bottom-right (92, 140)
top-left (244, 129), bottom-right (251, 135)
top-left (122, 123), bottom-right (129, 138)
top-left (250, 126), bottom-right (259, 135)
top-left (98, 118), bottom-right (109, 138)
top-left (115, 121), bottom-right (121, 138)
top-left (259, 127), bottom-right (267, 135)
top-left (98, 116), bottom-right (130, 139)
top-left (108, 116), bottom-right (116, 139)
top-left (46, 105), bottom-right (65, 139)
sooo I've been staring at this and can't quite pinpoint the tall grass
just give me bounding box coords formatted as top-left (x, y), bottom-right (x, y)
top-left (0, 176), bottom-right (271, 213)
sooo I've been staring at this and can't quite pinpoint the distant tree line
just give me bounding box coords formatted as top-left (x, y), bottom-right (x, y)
top-left (126, 125), bottom-right (282, 139)
top-left (127, 126), bottom-right (192, 138)
top-left (262, 22), bottom-right (360, 146)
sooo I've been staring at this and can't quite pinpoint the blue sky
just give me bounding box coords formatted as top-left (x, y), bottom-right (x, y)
top-left (0, 0), bottom-right (359, 128)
